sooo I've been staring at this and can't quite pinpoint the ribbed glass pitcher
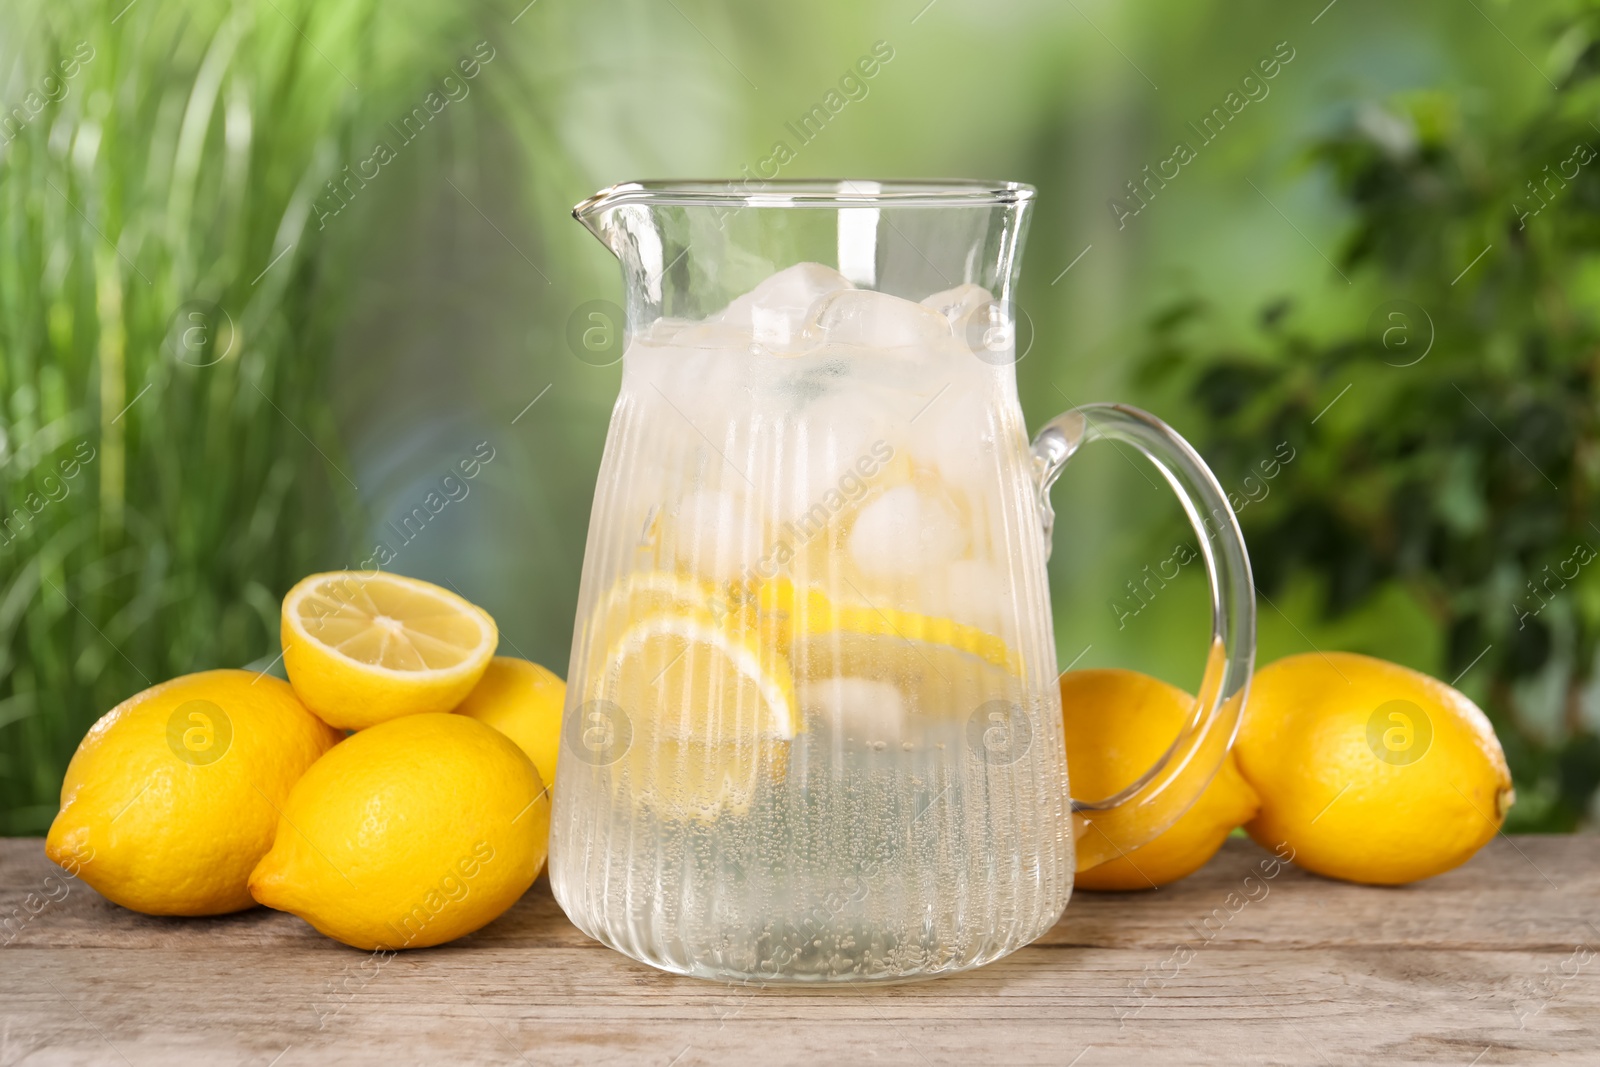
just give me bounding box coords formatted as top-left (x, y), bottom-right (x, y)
top-left (549, 180), bottom-right (1254, 984)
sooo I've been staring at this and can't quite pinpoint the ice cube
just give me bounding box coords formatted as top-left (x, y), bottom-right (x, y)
top-left (912, 385), bottom-right (996, 488)
top-left (717, 262), bottom-right (854, 349)
top-left (922, 283), bottom-right (1017, 360)
top-left (803, 289), bottom-right (954, 351)
top-left (920, 283), bottom-right (993, 328)
top-left (672, 488), bottom-right (768, 581)
top-left (647, 316), bottom-right (752, 350)
top-left (922, 559), bottom-right (1007, 632)
top-left (847, 484), bottom-right (967, 578)
top-left (775, 388), bottom-right (893, 523)
top-left (800, 676), bottom-right (906, 745)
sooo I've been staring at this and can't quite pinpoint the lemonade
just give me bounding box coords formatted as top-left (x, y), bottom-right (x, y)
top-left (548, 262), bottom-right (1075, 983)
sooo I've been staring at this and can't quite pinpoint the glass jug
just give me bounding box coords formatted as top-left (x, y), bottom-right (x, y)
top-left (550, 180), bottom-right (1254, 984)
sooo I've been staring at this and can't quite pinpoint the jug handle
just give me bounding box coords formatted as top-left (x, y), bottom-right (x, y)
top-left (1030, 403), bottom-right (1255, 872)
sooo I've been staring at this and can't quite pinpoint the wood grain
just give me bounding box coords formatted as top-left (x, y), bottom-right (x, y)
top-left (2, 836), bottom-right (1597, 1065)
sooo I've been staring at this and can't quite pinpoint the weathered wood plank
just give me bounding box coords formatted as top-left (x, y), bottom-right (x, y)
top-left (2, 836), bottom-right (1596, 1065)
top-left (6, 837), bottom-right (1593, 952)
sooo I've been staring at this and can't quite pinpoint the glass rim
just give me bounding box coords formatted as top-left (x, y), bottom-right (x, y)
top-left (573, 179), bottom-right (1035, 218)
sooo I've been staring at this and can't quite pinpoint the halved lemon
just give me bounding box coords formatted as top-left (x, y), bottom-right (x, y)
top-left (594, 610), bottom-right (798, 821)
top-left (281, 571), bottom-right (498, 730)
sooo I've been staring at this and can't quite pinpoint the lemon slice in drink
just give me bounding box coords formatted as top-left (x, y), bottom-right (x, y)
top-left (597, 611), bottom-right (798, 821)
top-left (813, 604), bottom-right (1017, 675)
top-left (281, 571), bottom-right (498, 730)
top-left (594, 571), bottom-right (729, 624)
top-left (744, 576), bottom-right (833, 648)
top-left (747, 577), bottom-right (1016, 673)
top-left (584, 569), bottom-right (813, 671)
top-left (580, 570), bottom-right (738, 688)
top-left (794, 597), bottom-right (1023, 724)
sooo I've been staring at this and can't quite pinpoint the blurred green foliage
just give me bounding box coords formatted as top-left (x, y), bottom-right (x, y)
top-left (1140, 1), bottom-right (1600, 830)
top-left (0, 0), bottom-right (495, 832)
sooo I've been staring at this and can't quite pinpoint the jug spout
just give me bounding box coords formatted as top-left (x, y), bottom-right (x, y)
top-left (572, 181), bottom-right (672, 258)
top-left (571, 183), bottom-right (629, 257)
top-left (572, 181), bottom-right (696, 321)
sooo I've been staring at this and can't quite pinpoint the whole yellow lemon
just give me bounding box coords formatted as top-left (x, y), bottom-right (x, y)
top-left (1235, 652), bottom-right (1513, 885)
top-left (45, 670), bottom-right (341, 915)
top-left (1062, 669), bottom-right (1260, 891)
top-left (248, 713), bottom-right (549, 949)
top-left (454, 656), bottom-right (565, 788)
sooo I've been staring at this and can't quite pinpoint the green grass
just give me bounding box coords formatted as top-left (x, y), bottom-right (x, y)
top-left (0, 0), bottom-right (499, 833)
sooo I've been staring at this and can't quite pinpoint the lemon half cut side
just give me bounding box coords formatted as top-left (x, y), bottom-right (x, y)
top-left (282, 571), bottom-right (497, 730)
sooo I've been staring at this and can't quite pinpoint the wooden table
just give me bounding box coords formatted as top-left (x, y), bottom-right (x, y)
top-left (2, 836), bottom-right (1596, 1065)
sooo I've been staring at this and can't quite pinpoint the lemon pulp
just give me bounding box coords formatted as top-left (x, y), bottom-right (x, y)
top-left (281, 571), bottom-right (497, 729)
